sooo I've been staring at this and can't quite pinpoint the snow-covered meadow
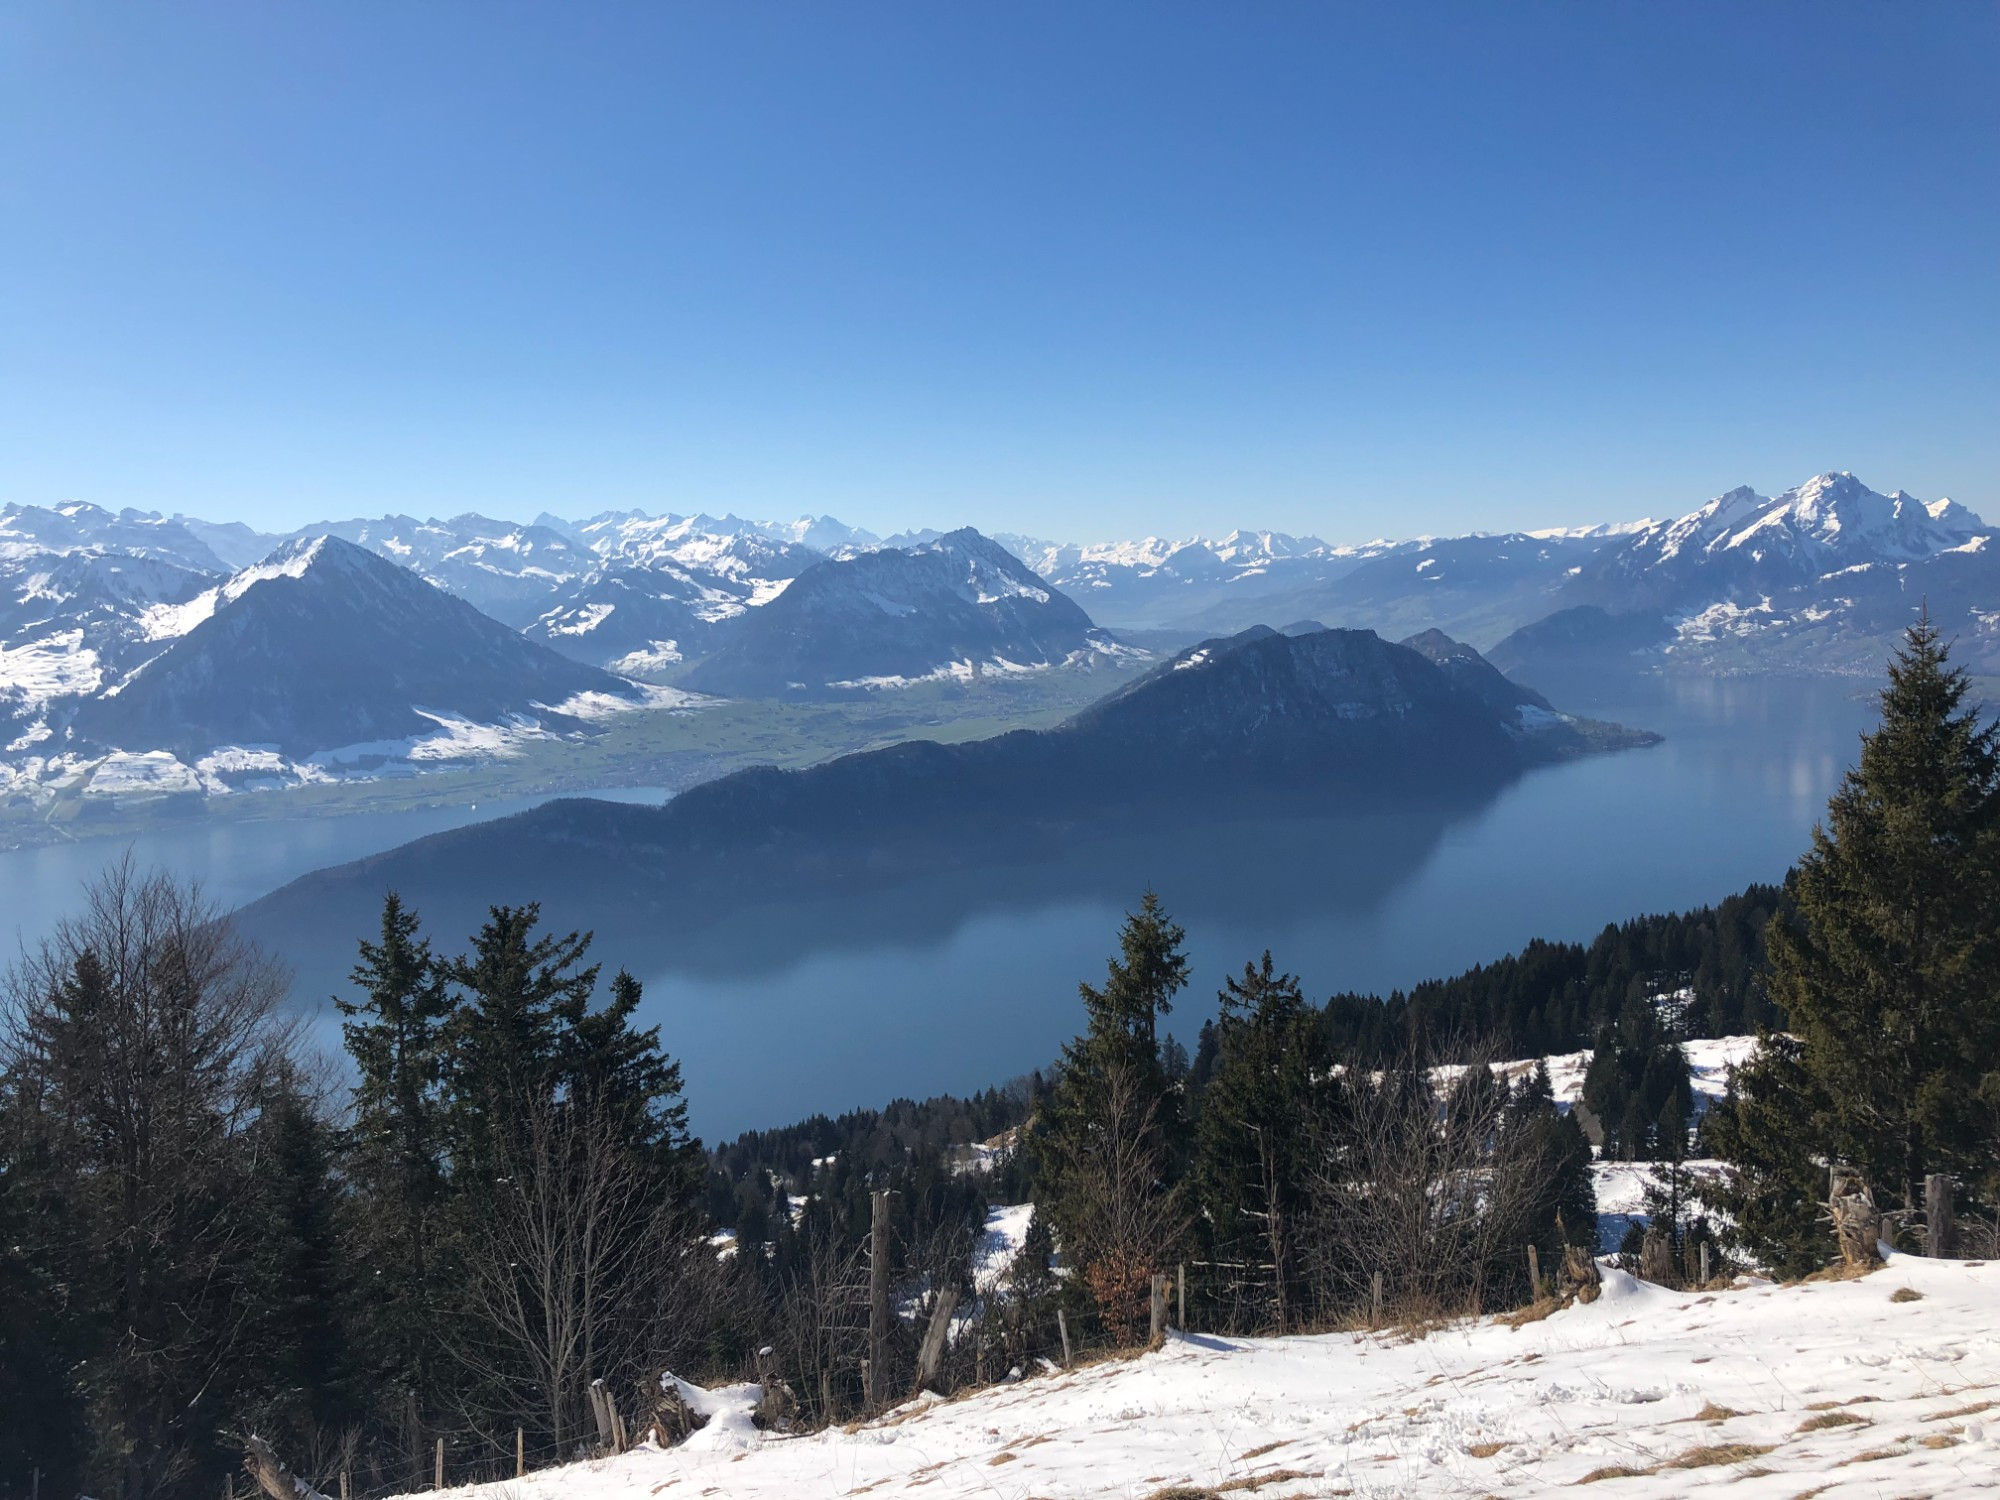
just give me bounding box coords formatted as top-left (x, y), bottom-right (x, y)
top-left (406, 1254), bottom-right (2000, 1500)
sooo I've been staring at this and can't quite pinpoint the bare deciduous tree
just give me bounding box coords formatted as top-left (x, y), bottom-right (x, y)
top-left (447, 1082), bottom-right (711, 1457)
top-left (1048, 1058), bottom-right (1188, 1344)
top-left (1304, 1056), bottom-right (1556, 1324)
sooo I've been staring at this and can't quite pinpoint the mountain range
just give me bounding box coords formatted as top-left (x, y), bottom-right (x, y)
top-left (0, 470), bottom-right (1987, 813)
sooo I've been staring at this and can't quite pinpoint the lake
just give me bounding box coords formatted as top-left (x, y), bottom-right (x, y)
top-left (0, 677), bottom-right (1881, 1139)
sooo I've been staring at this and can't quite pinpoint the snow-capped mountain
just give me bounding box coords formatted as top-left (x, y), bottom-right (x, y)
top-left (0, 500), bottom-right (235, 573)
top-left (681, 527), bottom-right (1113, 698)
top-left (0, 551), bottom-right (221, 742)
top-left (994, 528), bottom-right (1417, 632)
top-left (1489, 473), bottom-right (2000, 685)
top-left (1568, 472), bottom-right (1987, 611)
top-left (67, 536), bottom-right (651, 765)
top-left (282, 514), bottom-right (594, 627)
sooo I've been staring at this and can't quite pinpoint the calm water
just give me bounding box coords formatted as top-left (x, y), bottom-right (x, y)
top-left (0, 679), bottom-right (1881, 1138)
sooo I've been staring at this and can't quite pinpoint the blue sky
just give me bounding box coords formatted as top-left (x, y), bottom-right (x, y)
top-left (1, 3), bottom-right (1995, 542)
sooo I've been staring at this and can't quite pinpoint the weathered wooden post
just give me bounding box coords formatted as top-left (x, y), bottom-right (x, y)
top-left (589, 1379), bottom-right (614, 1449)
top-left (340, 1471), bottom-right (350, 1500)
top-left (1639, 1228), bottom-right (1674, 1286)
top-left (867, 1188), bottom-right (891, 1408)
top-left (1370, 1270), bottom-right (1383, 1326)
top-left (1926, 1174), bottom-right (1955, 1257)
top-left (1057, 1308), bottom-right (1072, 1367)
top-left (915, 1284), bottom-right (960, 1392)
top-left (1526, 1243), bottom-right (1541, 1300)
top-left (515, 1428), bottom-right (524, 1478)
top-left (433, 1438), bottom-right (443, 1491)
top-left (1699, 1241), bottom-right (1711, 1286)
top-left (1177, 1262), bottom-right (1186, 1331)
top-left (1149, 1272), bottom-right (1168, 1342)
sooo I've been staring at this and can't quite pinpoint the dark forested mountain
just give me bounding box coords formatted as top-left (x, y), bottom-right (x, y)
top-left (71, 536), bottom-right (643, 759)
top-left (1485, 606), bottom-right (1677, 694)
top-left (237, 625), bottom-right (1653, 949)
top-left (681, 527), bottom-right (1107, 698)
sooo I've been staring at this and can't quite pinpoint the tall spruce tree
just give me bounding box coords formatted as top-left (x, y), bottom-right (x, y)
top-left (1702, 1033), bottom-right (1834, 1276)
top-left (1036, 891), bottom-right (1192, 1343)
top-left (337, 892), bottom-right (452, 1395)
top-left (1765, 619), bottom-right (2000, 1209)
top-left (1193, 953), bottom-right (1336, 1330)
top-left (441, 904), bottom-right (600, 1168)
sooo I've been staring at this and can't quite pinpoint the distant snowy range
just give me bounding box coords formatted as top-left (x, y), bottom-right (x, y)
top-left (0, 471), bottom-right (1990, 819)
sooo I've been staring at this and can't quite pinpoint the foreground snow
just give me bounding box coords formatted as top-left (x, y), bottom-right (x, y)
top-left (416, 1255), bottom-right (2000, 1499)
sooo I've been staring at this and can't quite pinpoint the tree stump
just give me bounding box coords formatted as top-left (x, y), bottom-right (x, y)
top-left (243, 1436), bottom-right (331, 1500)
top-left (1561, 1244), bottom-right (1602, 1304)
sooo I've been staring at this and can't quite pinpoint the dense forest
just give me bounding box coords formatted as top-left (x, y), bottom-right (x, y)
top-left (2, 625), bottom-right (1996, 1500)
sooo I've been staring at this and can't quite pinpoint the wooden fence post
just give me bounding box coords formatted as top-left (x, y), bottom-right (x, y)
top-left (1149, 1272), bottom-right (1168, 1342)
top-left (1926, 1174), bottom-right (1954, 1258)
top-left (1699, 1241), bottom-right (1711, 1286)
top-left (1057, 1308), bottom-right (1072, 1368)
top-left (1370, 1270), bottom-right (1383, 1327)
top-left (867, 1188), bottom-right (891, 1408)
top-left (515, 1427), bottom-right (524, 1478)
top-left (340, 1472), bottom-right (350, 1500)
top-left (1526, 1243), bottom-right (1541, 1300)
top-left (434, 1438), bottom-right (443, 1491)
top-left (1177, 1263), bottom-right (1186, 1331)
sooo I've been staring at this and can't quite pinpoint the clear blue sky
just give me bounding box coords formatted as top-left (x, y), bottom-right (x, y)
top-left (2, 3), bottom-right (1995, 543)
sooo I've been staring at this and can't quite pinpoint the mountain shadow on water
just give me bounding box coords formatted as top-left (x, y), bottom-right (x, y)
top-left (236, 625), bottom-right (1658, 980)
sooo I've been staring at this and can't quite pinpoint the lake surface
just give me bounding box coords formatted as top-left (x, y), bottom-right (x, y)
top-left (0, 678), bottom-right (1883, 1139)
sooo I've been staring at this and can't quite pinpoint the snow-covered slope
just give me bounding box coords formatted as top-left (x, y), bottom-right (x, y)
top-left (411, 1256), bottom-right (2000, 1500)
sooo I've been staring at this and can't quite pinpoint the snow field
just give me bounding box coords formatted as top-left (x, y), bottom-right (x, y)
top-left (407, 1254), bottom-right (2000, 1500)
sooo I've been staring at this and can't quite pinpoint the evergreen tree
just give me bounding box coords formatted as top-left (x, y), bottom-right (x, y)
top-left (563, 969), bottom-right (705, 1204)
top-left (1764, 619), bottom-right (2000, 1209)
top-left (1702, 1033), bottom-right (1836, 1277)
top-left (1502, 1060), bottom-right (1597, 1262)
top-left (1193, 953), bottom-right (1336, 1330)
top-left (1078, 888), bottom-right (1189, 1052)
top-left (336, 892), bottom-right (452, 1394)
top-left (441, 904), bottom-right (600, 1168)
top-left (1036, 892), bottom-right (1192, 1343)
top-left (1581, 997), bottom-right (1692, 1162)
top-left (234, 1065), bottom-right (361, 1460)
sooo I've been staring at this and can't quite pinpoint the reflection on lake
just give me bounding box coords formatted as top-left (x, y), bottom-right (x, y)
top-left (3, 678), bottom-right (1883, 1139)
